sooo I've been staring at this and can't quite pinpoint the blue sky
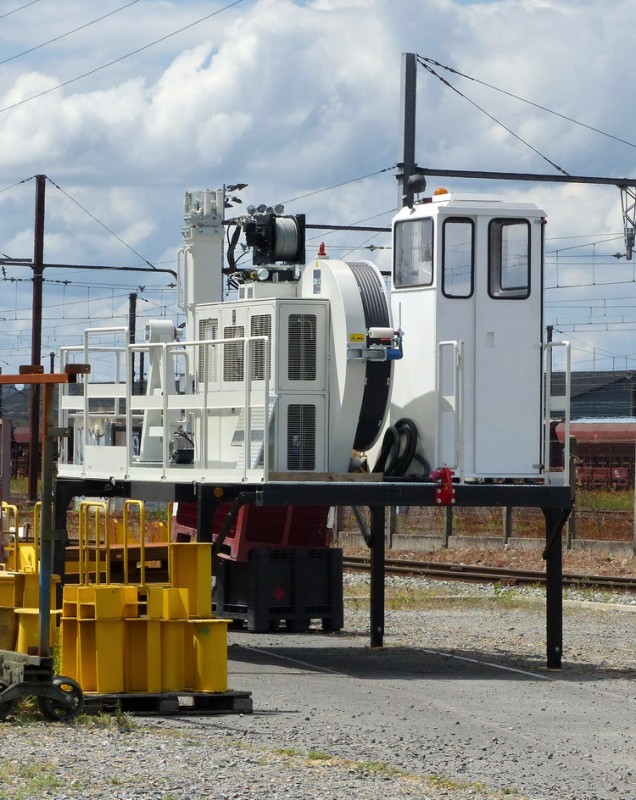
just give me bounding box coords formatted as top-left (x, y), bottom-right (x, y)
top-left (0, 0), bottom-right (635, 374)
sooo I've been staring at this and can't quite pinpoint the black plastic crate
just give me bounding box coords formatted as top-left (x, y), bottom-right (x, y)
top-left (214, 548), bottom-right (343, 633)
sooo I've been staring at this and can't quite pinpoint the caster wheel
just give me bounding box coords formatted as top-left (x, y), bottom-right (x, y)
top-left (0, 679), bottom-right (17, 721)
top-left (38, 676), bottom-right (84, 722)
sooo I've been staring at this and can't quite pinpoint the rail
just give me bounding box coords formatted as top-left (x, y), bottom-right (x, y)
top-left (343, 554), bottom-right (636, 592)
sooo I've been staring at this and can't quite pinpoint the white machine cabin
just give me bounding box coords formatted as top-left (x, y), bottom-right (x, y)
top-left (390, 189), bottom-right (564, 482)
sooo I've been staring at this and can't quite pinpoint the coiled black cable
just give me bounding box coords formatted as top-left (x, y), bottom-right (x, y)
top-left (373, 417), bottom-right (430, 478)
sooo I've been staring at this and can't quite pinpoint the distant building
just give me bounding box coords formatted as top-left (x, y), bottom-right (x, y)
top-left (552, 371), bottom-right (636, 487)
top-left (0, 385), bottom-right (29, 427)
top-left (553, 370), bottom-right (636, 419)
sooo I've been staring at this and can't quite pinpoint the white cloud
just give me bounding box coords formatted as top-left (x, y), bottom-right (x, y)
top-left (0, 0), bottom-right (635, 372)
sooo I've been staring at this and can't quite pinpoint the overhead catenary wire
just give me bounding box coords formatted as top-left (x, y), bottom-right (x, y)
top-left (418, 56), bottom-right (636, 153)
top-left (45, 177), bottom-right (159, 270)
top-left (281, 167), bottom-right (396, 205)
top-left (0, 0), bottom-right (246, 116)
top-left (0, 0), bottom-right (42, 20)
top-left (0, 1), bottom-right (143, 67)
top-left (416, 56), bottom-right (570, 176)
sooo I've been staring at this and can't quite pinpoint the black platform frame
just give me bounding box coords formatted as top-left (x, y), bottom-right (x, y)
top-left (54, 477), bottom-right (572, 669)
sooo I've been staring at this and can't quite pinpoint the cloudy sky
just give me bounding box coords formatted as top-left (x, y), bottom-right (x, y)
top-left (1, 0), bottom-right (636, 377)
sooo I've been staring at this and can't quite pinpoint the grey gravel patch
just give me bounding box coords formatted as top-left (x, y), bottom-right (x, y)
top-left (2, 574), bottom-right (636, 800)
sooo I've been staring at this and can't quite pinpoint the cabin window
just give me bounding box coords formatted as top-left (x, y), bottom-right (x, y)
top-left (489, 219), bottom-right (530, 299)
top-left (394, 218), bottom-right (434, 288)
top-left (442, 218), bottom-right (474, 298)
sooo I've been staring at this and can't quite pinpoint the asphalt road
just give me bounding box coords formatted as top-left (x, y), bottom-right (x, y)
top-left (225, 626), bottom-right (636, 800)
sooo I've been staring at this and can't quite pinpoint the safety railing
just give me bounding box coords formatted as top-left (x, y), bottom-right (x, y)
top-left (1, 502), bottom-right (19, 571)
top-left (544, 340), bottom-right (571, 484)
top-left (122, 500), bottom-right (146, 586)
top-left (78, 501), bottom-right (110, 585)
top-left (57, 328), bottom-right (274, 483)
top-left (436, 340), bottom-right (463, 472)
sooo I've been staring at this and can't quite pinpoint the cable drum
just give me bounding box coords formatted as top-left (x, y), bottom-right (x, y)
top-left (346, 261), bottom-right (392, 451)
top-left (274, 217), bottom-right (300, 260)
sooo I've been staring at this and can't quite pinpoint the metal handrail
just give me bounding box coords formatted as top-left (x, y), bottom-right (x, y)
top-left (122, 500), bottom-right (145, 586)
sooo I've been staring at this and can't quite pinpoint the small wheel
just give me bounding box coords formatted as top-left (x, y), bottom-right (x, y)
top-left (38, 676), bottom-right (84, 722)
top-left (0, 679), bottom-right (17, 721)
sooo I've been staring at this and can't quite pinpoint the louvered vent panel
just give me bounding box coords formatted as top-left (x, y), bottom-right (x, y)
top-left (197, 318), bottom-right (219, 382)
top-left (223, 325), bottom-right (245, 382)
top-left (288, 314), bottom-right (317, 381)
top-left (287, 404), bottom-right (316, 470)
top-left (250, 314), bottom-right (272, 381)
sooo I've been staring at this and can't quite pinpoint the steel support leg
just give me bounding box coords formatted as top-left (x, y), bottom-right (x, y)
top-left (196, 485), bottom-right (215, 543)
top-left (542, 506), bottom-right (570, 669)
top-left (369, 505), bottom-right (385, 648)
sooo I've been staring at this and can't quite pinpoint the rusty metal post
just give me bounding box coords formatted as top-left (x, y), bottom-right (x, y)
top-left (566, 435), bottom-right (577, 549)
top-left (28, 174), bottom-right (46, 502)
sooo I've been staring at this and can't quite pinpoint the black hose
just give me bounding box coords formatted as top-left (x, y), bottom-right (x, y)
top-left (373, 417), bottom-right (429, 478)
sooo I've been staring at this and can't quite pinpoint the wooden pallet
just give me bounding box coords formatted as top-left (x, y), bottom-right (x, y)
top-left (83, 689), bottom-right (252, 716)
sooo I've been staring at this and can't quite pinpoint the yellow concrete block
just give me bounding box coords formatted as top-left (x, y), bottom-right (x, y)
top-left (161, 587), bottom-right (190, 620)
top-left (190, 619), bottom-right (230, 692)
top-left (124, 619), bottom-right (162, 693)
top-left (169, 543), bottom-right (212, 618)
top-left (145, 586), bottom-right (164, 620)
top-left (60, 617), bottom-right (78, 678)
top-left (0, 572), bottom-right (24, 608)
top-left (160, 619), bottom-right (187, 691)
top-left (77, 585), bottom-right (139, 620)
top-left (62, 585), bottom-right (80, 619)
top-left (22, 573), bottom-right (60, 610)
top-left (77, 619), bottom-right (125, 693)
top-left (14, 608), bottom-right (60, 654)
top-left (17, 542), bottom-right (38, 573)
top-left (0, 607), bottom-right (16, 650)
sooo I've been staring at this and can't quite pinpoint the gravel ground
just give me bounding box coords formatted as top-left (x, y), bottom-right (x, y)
top-left (2, 572), bottom-right (636, 800)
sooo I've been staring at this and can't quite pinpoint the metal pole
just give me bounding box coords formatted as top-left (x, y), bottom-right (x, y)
top-left (444, 505), bottom-right (452, 547)
top-left (398, 52), bottom-right (418, 208)
top-left (543, 507), bottom-right (569, 669)
top-left (567, 435), bottom-right (577, 549)
top-left (369, 505), bottom-right (385, 648)
top-left (503, 506), bottom-right (513, 545)
top-left (129, 292), bottom-right (137, 392)
top-left (38, 382), bottom-right (54, 656)
top-left (633, 436), bottom-right (636, 556)
top-left (389, 505), bottom-right (396, 549)
top-left (28, 174), bottom-right (46, 502)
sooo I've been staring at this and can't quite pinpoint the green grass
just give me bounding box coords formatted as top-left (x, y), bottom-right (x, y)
top-left (78, 708), bottom-right (136, 731)
top-left (0, 761), bottom-right (61, 799)
top-left (347, 584), bottom-right (532, 612)
top-left (576, 488), bottom-right (634, 512)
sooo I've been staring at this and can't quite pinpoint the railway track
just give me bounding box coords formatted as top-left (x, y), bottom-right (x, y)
top-left (343, 555), bottom-right (636, 592)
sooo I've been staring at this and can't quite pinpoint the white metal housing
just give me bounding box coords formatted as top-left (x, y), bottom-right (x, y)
top-left (390, 190), bottom-right (561, 481)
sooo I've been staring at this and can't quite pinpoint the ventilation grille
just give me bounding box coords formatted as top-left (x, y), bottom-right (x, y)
top-left (288, 314), bottom-right (317, 381)
top-left (223, 325), bottom-right (245, 382)
top-left (197, 318), bottom-right (219, 382)
top-left (287, 404), bottom-right (316, 470)
top-left (250, 314), bottom-right (271, 381)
